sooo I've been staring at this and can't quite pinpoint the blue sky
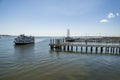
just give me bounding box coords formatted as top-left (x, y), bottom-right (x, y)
top-left (0, 0), bottom-right (120, 36)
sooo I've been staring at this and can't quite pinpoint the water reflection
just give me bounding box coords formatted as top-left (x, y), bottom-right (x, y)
top-left (14, 44), bottom-right (35, 53)
top-left (14, 44), bottom-right (35, 62)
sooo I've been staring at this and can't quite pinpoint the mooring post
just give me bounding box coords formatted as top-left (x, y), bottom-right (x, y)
top-left (100, 47), bottom-right (103, 53)
top-left (110, 47), bottom-right (112, 53)
top-left (95, 47), bottom-right (98, 53)
top-left (63, 46), bottom-right (66, 51)
top-left (116, 48), bottom-right (118, 54)
top-left (76, 46), bottom-right (78, 52)
top-left (71, 46), bottom-right (73, 51)
top-left (107, 47), bottom-right (109, 53)
top-left (81, 46), bottom-right (83, 52)
top-left (111, 48), bottom-right (113, 54)
top-left (67, 46), bottom-right (69, 51)
top-left (117, 48), bottom-right (119, 53)
top-left (119, 48), bottom-right (120, 53)
top-left (50, 44), bottom-right (54, 50)
top-left (86, 46), bottom-right (88, 53)
top-left (115, 48), bottom-right (118, 54)
top-left (90, 47), bottom-right (93, 53)
top-left (108, 47), bottom-right (110, 52)
top-left (113, 48), bottom-right (114, 54)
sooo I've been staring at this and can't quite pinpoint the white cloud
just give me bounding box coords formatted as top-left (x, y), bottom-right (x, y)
top-left (116, 13), bottom-right (119, 16)
top-left (99, 19), bottom-right (108, 23)
top-left (107, 13), bottom-right (115, 19)
top-left (100, 12), bottom-right (119, 23)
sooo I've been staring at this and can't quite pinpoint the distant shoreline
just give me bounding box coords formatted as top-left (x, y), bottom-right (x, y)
top-left (0, 35), bottom-right (11, 36)
top-left (0, 34), bottom-right (120, 38)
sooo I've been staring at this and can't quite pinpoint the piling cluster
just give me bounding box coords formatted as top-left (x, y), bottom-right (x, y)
top-left (49, 37), bottom-right (120, 55)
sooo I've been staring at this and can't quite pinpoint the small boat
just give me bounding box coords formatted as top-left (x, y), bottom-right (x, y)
top-left (14, 34), bottom-right (35, 45)
top-left (65, 37), bottom-right (75, 42)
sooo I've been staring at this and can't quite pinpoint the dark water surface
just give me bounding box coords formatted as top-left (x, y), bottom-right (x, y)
top-left (0, 36), bottom-right (120, 80)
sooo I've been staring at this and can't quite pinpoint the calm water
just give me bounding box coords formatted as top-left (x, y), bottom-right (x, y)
top-left (0, 36), bottom-right (120, 80)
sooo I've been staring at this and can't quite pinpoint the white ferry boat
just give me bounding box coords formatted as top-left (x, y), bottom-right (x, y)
top-left (14, 34), bottom-right (35, 45)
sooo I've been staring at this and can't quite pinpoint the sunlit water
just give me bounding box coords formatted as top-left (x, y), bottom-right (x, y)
top-left (0, 36), bottom-right (120, 80)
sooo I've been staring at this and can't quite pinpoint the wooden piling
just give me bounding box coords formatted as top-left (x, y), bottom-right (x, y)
top-left (100, 47), bottom-right (103, 53)
top-left (90, 47), bottom-right (93, 53)
top-left (71, 46), bottom-right (73, 51)
top-left (119, 48), bottom-right (120, 53)
top-left (116, 48), bottom-right (118, 53)
top-left (86, 47), bottom-right (88, 53)
top-left (110, 48), bottom-right (113, 53)
top-left (95, 47), bottom-right (98, 53)
top-left (81, 46), bottom-right (83, 52)
top-left (67, 46), bottom-right (69, 51)
top-left (63, 46), bottom-right (66, 51)
top-left (76, 46), bottom-right (78, 52)
top-left (113, 48), bottom-right (114, 53)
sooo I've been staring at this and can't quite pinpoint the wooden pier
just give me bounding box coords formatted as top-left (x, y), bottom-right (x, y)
top-left (49, 38), bottom-right (120, 55)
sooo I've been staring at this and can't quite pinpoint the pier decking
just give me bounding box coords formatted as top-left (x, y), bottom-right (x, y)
top-left (49, 37), bottom-right (120, 55)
